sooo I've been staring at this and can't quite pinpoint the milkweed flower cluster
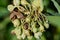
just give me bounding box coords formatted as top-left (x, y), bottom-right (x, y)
top-left (8, 0), bottom-right (49, 40)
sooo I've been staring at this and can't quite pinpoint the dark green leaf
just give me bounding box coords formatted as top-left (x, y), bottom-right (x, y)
top-left (0, 7), bottom-right (9, 17)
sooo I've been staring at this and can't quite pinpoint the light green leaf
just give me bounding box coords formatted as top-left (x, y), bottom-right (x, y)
top-left (51, 0), bottom-right (60, 14)
top-left (47, 8), bottom-right (60, 15)
top-left (47, 16), bottom-right (60, 33)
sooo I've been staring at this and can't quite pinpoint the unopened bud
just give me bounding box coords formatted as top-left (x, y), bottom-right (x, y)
top-left (24, 11), bottom-right (30, 15)
top-left (34, 32), bottom-right (42, 39)
top-left (32, 27), bottom-right (37, 33)
top-left (24, 30), bottom-right (30, 36)
top-left (18, 6), bottom-right (25, 12)
top-left (27, 36), bottom-right (33, 40)
top-left (12, 19), bottom-right (20, 27)
top-left (32, 23), bottom-right (37, 33)
top-left (44, 22), bottom-right (49, 29)
top-left (21, 0), bottom-right (29, 5)
top-left (17, 35), bottom-right (21, 40)
top-left (26, 17), bottom-right (30, 22)
top-left (21, 33), bottom-right (26, 39)
top-left (8, 5), bottom-right (15, 12)
top-left (39, 25), bottom-right (45, 32)
top-left (13, 0), bottom-right (20, 6)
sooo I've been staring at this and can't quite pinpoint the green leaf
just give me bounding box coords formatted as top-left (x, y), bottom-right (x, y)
top-left (41, 35), bottom-right (46, 40)
top-left (51, 0), bottom-right (60, 14)
top-left (43, 0), bottom-right (50, 7)
top-left (0, 7), bottom-right (9, 17)
top-left (0, 17), bottom-right (10, 30)
top-left (46, 8), bottom-right (60, 15)
top-left (0, 0), bottom-right (9, 7)
top-left (47, 16), bottom-right (60, 33)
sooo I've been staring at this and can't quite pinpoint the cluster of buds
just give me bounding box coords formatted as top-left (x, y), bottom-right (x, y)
top-left (8, 0), bottom-right (49, 40)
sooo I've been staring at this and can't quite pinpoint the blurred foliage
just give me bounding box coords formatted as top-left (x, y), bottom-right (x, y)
top-left (0, 0), bottom-right (60, 40)
top-left (43, 0), bottom-right (60, 15)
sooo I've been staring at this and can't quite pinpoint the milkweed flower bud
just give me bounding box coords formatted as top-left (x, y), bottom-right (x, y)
top-left (27, 36), bottom-right (33, 40)
top-left (13, 0), bottom-right (20, 6)
top-left (13, 27), bottom-right (21, 39)
top-left (24, 11), bottom-right (30, 15)
top-left (44, 22), bottom-right (49, 29)
top-left (32, 27), bottom-right (37, 33)
top-left (39, 25), bottom-right (45, 32)
top-left (32, 0), bottom-right (43, 12)
top-left (26, 16), bottom-right (30, 22)
top-left (21, 32), bottom-right (26, 39)
top-left (32, 22), bottom-right (37, 33)
top-left (34, 32), bottom-right (42, 39)
top-left (17, 35), bottom-right (21, 39)
top-left (18, 6), bottom-right (25, 12)
top-left (21, 0), bottom-right (29, 5)
top-left (7, 5), bottom-right (15, 12)
top-left (24, 30), bottom-right (30, 36)
top-left (12, 19), bottom-right (20, 27)
top-left (14, 28), bottom-right (21, 35)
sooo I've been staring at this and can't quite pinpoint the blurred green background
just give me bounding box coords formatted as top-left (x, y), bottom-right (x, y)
top-left (0, 0), bottom-right (60, 40)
